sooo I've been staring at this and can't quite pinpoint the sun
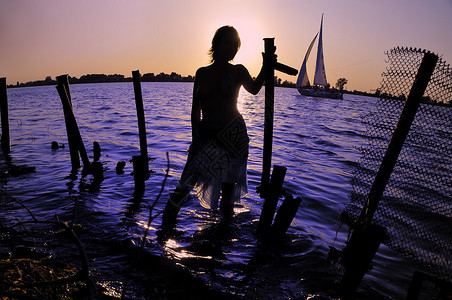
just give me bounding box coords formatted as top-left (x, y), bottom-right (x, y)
top-left (207, 18), bottom-right (265, 74)
top-left (233, 21), bottom-right (264, 65)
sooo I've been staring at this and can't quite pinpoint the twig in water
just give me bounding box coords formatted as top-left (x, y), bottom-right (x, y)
top-left (3, 191), bottom-right (38, 222)
top-left (55, 214), bottom-right (97, 299)
top-left (2, 205), bottom-right (97, 298)
top-left (141, 152), bottom-right (170, 247)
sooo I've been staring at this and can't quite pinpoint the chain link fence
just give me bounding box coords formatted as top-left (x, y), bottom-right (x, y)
top-left (343, 47), bottom-right (452, 283)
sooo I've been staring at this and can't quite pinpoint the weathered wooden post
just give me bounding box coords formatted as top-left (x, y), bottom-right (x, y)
top-left (259, 38), bottom-right (298, 193)
top-left (260, 38), bottom-right (276, 188)
top-left (339, 224), bottom-right (387, 297)
top-left (272, 194), bottom-right (303, 238)
top-left (338, 51), bottom-right (438, 298)
top-left (258, 165), bottom-right (287, 232)
top-left (56, 75), bottom-right (90, 171)
top-left (406, 271), bottom-right (452, 299)
top-left (56, 75), bottom-right (79, 169)
top-left (0, 78), bottom-right (10, 154)
top-left (93, 141), bottom-right (101, 162)
top-left (131, 70), bottom-right (149, 190)
top-left (257, 38), bottom-right (299, 236)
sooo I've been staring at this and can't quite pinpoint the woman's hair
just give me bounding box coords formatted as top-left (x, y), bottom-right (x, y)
top-left (209, 26), bottom-right (241, 63)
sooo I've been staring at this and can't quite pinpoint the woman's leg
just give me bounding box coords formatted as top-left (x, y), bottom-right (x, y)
top-left (220, 182), bottom-right (236, 219)
top-left (162, 186), bottom-right (190, 227)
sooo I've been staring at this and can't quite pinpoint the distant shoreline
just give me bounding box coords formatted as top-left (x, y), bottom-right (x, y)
top-left (7, 72), bottom-right (380, 97)
top-left (7, 72), bottom-right (195, 89)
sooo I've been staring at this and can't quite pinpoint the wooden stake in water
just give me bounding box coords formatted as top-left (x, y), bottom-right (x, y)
top-left (338, 224), bottom-right (387, 297)
top-left (56, 75), bottom-right (91, 170)
top-left (93, 141), bottom-right (101, 162)
top-left (260, 38), bottom-right (297, 192)
top-left (0, 78), bottom-right (10, 154)
top-left (56, 75), bottom-right (79, 169)
top-left (132, 70), bottom-right (148, 161)
top-left (258, 165), bottom-right (287, 232)
top-left (260, 38), bottom-right (276, 188)
top-left (272, 194), bottom-right (302, 238)
top-left (131, 70), bottom-right (149, 189)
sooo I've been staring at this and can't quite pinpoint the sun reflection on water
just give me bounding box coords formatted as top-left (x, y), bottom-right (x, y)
top-left (98, 281), bottom-right (123, 298)
top-left (164, 239), bottom-right (213, 261)
top-left (136, 220), bottom-right (158, 232)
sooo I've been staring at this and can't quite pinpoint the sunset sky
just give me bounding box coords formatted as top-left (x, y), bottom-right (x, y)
top-left (1, 0), bottom-right (451, 92)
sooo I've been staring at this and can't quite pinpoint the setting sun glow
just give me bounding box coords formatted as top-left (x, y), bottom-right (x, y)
top-left (1, 1), bottom-right (451, 92)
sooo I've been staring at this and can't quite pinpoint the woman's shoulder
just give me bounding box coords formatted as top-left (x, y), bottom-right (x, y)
top-left (231, 64), bottom-right (251, 79)
top-left (232, 64), bottom-right (247, 71)
top-left (195, 65), bottom-right (215, 78)
top-left (231, 63), bottom-right (250, 74)
top-left (195, 66), bottom-right (208, 75)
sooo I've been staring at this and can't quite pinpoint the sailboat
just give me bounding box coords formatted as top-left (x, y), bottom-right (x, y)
top-left (296, 14), bottom-right (343, 99)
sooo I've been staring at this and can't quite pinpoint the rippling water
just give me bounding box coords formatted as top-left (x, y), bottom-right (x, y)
top-left (1, 82), bottom-right (419, 298)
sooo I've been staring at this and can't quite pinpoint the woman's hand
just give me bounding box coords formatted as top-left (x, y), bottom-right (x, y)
top-left (262, 51), bottom-right (277, 69)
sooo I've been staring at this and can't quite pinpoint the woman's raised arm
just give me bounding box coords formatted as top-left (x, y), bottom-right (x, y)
top-left (239, 64), bottom-right (265, 95)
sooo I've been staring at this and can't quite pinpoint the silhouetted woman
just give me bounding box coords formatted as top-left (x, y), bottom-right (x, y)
top-left (162, 25), bottom-right (267, 226)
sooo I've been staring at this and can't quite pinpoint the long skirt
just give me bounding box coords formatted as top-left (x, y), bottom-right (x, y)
top-left (176, 115), bottom-right (249, 210)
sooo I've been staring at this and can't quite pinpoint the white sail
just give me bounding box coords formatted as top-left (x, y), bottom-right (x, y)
top-left (313, 14), bottom-right (328, 86)
top-left (296, 32), bottom-right (318, 89)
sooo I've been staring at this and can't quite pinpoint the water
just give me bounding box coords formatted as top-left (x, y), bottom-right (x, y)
top-left (1, 82), bottom-right (419, 298)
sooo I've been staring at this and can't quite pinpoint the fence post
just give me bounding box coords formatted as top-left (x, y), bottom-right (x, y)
top-left (56, 75), bottom-right (91, 170)
top-left (259, 38), bottom-right (297, 194)
top-left (0, 78), bottom-right (10, 154)
top-left (258, 165), bottom-right (286, 233)
top-left (56, 75), bottom-right (79, 169)
top-left (260, 38), bottom-right (276, 189)
top-left (338, 224), bottom-right (387, 298)
top-left (93, 141), bottom-right (101, 162)
top-left (131, 70), bottom-right (149, 190)
top-left (272, 194), bottom-right (302, 238)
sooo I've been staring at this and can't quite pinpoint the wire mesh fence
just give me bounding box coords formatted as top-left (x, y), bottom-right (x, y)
top-left (343, 47), bottom-right (452, 283)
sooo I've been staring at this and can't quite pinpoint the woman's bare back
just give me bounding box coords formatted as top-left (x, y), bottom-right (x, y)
top-left (195, 63), bottom-right (243, 130)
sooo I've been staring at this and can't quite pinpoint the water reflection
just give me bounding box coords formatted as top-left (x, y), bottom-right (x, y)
top-left (1, 84), bottom-right (416, 298)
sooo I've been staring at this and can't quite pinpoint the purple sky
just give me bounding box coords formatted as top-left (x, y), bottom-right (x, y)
top-left (1, 0), bottom-right (451, 92)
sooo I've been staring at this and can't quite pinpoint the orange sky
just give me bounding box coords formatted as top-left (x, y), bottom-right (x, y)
top-left (1, 0), bottom-right (451, 92)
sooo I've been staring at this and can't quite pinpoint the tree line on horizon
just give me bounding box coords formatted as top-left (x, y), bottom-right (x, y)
top-left (8, 72), bottom-right (380, 97)
top-left (9, 72), bottom-right (195, 88)
top-left (9, 71), bottom-right (300, 89)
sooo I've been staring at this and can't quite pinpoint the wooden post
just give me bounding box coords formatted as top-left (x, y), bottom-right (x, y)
top-left (274, 62), bottom-right (298, 76)
top-left (258, 165), bottom-right (286, 232)
top-left (0, 78), bottom-right (10, 154)
top-left (338, 224), bottom-right (387, 298)
top-left (132, 70), bottom-right (149, 188)
top-left (56, 75), bottom-right (79, 169)
top-left (260, 38), bottom-right (276, 188)
top-left (406, 271), bottom-right (452, 299)
top-left (272, 194), bottom-right (302, 238)
top-left (56, 75), bottom-right (90, 170)
top-left (259, 39), bottom-right (297, 193)
top-left (338, 52), bottom-right (438, 297)
top-left (93, 141), bottom-right (101, 162)
top-left (132, 70), bottom-right (148, 160)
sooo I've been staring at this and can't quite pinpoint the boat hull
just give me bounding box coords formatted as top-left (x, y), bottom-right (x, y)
top-left (297, 87), bottom-right (343, 99)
